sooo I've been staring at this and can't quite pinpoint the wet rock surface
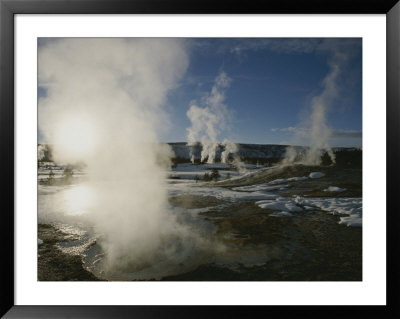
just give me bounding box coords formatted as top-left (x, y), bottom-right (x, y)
top-left (38, 224), bottom-right (101, 281)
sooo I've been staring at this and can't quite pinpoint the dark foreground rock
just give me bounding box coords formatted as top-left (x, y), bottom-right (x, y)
top-left (163, 182), bottom-right (362, 282)
top-left (163, 203), bottom-right (362, 281)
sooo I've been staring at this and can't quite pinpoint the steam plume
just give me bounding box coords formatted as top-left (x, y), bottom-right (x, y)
top-left (38, 38), bottom-right (214, 276)
top-left (186, 72), bottom-right (240, 164)
top-left (284, 48), bottom-right (349, 165)
top-left (38, 144), bottom-right (46, 161)
top-left (221, 139), bottom-right (237, 163)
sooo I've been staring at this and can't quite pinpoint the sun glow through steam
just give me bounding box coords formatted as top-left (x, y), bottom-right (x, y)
top-left (54, 117), bottom-right (98, 161)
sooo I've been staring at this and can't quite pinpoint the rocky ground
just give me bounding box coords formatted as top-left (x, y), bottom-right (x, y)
top-left (163, 202), bottom-right (361, 281)
top-left (164, 164), bottom-right (362, 281)
top-left (38, 164), bottom-right (362, 281)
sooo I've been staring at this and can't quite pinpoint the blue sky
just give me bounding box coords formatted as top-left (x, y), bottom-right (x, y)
top-left (38, 38), bottom-right (362, 147)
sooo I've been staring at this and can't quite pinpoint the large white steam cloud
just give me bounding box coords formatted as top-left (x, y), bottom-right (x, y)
top-left (38, 38), bottom-right (215, 276)
top-left (186, 72), bottom-right (240, 164)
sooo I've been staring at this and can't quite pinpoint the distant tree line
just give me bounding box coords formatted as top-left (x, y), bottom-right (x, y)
top-left (203, 168), bottom-right (221, 182)
top-left (45, 167), bottom-right (74, 185)
top-left (321, 149), bottom-right (362, 168)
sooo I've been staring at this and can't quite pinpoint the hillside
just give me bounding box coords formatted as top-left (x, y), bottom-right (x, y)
top-left (38, 142), bottom-right (362, 167)
top-left (169, 142), bottom-right (361, 167)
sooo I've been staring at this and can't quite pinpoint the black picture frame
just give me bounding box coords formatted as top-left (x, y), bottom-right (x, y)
top-left (1, 0), bottom-right (399, 318)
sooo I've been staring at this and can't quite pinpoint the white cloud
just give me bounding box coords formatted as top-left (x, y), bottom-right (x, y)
top-left (225, 38), bottom-right (361, 58)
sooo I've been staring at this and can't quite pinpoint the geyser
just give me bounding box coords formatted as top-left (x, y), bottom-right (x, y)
top-left (186, 72), bottom-right (241, 165)
top-left (38, 38), bottom-right (215, 277)
top-left (283, 42), bottom-right (353, 165)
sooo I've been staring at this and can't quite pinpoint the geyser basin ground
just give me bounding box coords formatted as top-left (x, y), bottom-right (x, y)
top-left (38, 162), bottom-right (362, 281)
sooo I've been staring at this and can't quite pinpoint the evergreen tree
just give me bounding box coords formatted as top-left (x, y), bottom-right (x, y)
top-left (48, 169), bottom-right (55, 184)
top-left (62, 167), bottom-right (73, 182)
top-left (210, 168), bottom-right (220, 181)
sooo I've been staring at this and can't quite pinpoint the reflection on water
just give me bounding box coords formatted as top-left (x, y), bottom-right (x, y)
top-left (38, 180), bottom-right (223, 280)
top-left (38, 183), bottom-right (97, 224)
top-left (63, 185), bottom-right (96, 216)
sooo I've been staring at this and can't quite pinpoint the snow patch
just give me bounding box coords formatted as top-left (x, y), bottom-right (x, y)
top-left (268, 176), bottom-right (308, 185)
top-left (232, 184), bottom-right (288, 192)
top-left (323, 186), bottom-right (346, 192)
top-left (168, 183), bottom-right (280, 201)
top-left (267, 178), bottom-right (288, 185)
top-left (269, 211), bottom-right (293, 217)
top-left (309, 172), bottom-right (325, 179)
top-left (256, 195), bottom-right (362, 227)
top-left (256, 198), bottom-right (303, 212)
top-left (288, 176), bottom-right (308, 182)
top-left (296, 197), bottom-right (362, 227)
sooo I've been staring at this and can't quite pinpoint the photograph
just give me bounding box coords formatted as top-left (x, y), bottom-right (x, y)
top-left (37, 37), bottom-right (363, 282)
